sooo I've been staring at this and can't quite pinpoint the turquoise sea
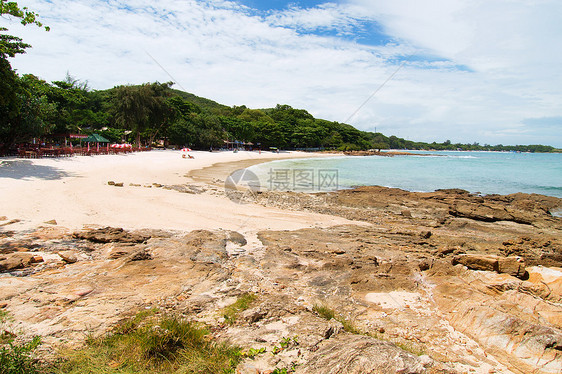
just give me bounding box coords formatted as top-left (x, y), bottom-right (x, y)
top-left (248, 151), bottom-right (562, 199)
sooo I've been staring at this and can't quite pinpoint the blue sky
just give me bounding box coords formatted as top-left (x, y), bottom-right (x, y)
top-left (3, 0), bottom-right (562, 147)
top-left (238, 0), bottom-right (329, 11)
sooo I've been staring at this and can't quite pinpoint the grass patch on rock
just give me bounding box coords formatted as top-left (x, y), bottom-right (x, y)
top-left (312, 304), bottom-right (360, 334)
top-left (222, 293), bottom-right (257, 325)
top-left (0, 309), bottom-right (44, 374)
top-left (52, 311), bottom-right (242, 374)
top-left (312, 303), bottom-right (425, 356)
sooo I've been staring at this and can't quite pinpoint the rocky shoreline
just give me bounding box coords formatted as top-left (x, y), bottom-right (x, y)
top-left (0, 183), bottom-right (561, 373)
top-left (340, 150), bottom-right (437, 157)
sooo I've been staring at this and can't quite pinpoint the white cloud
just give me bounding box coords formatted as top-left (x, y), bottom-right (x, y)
top-left (2, 0), bottom-right (561, 146)
top-left (266, 3), bottom-right (363, 35)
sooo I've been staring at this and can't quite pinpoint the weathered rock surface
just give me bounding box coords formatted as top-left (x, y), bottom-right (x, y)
top-left (0, 186), bottom-right (560, 373)
top-left (301, 334), bottom-right (428, 374)
top-left (452, 254), bottom-right (527, 278)
top-left (57, 250), bottom-right (77, 264)
top-left (0, 252), bottom-right (38, 272)
top-left (72, 226), bottom-right (150, 244)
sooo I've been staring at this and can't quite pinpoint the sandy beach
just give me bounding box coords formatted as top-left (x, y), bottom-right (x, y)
top-left (0, 150), bottom-right (352, 234)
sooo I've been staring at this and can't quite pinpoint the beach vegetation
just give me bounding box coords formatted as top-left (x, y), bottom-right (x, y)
top-left (0, 336), bottom-right (42, 374)
top-left (312, 304), bottom-right (360, 334)
top-left (52, 311), bottom-right (242, 374)
top-left (242, 347), bottom-right (266, 359)
top-left (0, 309), bottom-right (43, 374)
top-left (0, 1), bottom-right (53, 155)
top-left (222, 293), bottom-right (257, 325)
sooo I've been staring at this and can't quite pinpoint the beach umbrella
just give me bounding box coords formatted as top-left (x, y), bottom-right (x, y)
top-left (181, 147), bottom-right (192, 152)
top-left (83, 134), bottom-right (110, 143)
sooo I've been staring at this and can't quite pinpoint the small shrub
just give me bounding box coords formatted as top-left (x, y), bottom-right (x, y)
top-left (242, 347), bottom-right (266, 359)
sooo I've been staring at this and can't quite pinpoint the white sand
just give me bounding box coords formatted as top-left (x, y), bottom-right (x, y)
top-left (0, 150), bottom-right (354, 234)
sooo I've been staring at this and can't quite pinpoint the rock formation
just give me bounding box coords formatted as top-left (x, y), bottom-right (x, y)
top-left (0, 186), bottom-right (560, 373)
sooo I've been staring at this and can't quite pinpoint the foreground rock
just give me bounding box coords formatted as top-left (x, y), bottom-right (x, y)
top-left (302, 335), bottom-right (427, 374)
top-left (0, 185), bottom-right (560, 373)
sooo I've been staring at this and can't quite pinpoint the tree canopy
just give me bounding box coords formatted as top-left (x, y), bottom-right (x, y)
top-left (0, 1), bottom-right (51, 153)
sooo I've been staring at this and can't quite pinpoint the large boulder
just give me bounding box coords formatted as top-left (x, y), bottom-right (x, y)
top-left (73, 227), bottom-right (150, 244)
top-left (452, 254), bottom-right (526, 278)
top-left (0, 253), bottom-right (36, 272)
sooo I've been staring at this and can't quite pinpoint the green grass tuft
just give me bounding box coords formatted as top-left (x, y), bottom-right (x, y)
top-left (0, 309), bottom-right (43, 374)
top-left (52, 311), bottom-right (242, 373)
top-left (311, 304), bottom-right (335, 321)
top-left (312, 304), bottom-right (359, 334)
top-left (222, 293), bottom-right (257, 325)
top-left (312, 303), bottom-right (425, 356)
top-left (0, 336), bottom-right (42, 374)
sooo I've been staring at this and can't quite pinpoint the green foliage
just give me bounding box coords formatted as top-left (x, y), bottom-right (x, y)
top-left (54, 312), bottom-right (242, 374)
top-left (222, 293), bottom-right (257, 325)
top-left (0, 0), bottom-right (48, 59)
top-left (0, 0), bottom-right (49, 30)
top-left (0, 310), bottom-right (43, 374)
top-left (0, 336), bottom-right (42, 374)
top-left (312, 304), bottom-right (335, 321)
top-left (0, 67), bottom-right (53, 152)
top-left (110, 83), bottom-right (173, 146)
top-left (271, 336), bottom-right (298, 356)
top-left (0, 0), bottom-right (73, 153)
top-left (98, 127), bottom-right (125, 143)
top-left (0, 29), bottom-right (30, 59)
top-left (2, 70), bottom-right (559, 153)
top-left (271, 363), bottom-right (297, 374)
top-left (242, 347), bottom-right (266, 359)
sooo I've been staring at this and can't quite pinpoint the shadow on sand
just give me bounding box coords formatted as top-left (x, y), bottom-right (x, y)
top-left (0, 159), bottom-right (75, 180)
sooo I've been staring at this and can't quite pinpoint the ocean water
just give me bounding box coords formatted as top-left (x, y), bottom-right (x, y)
top-left (248, 151), bottom-right (562, 199)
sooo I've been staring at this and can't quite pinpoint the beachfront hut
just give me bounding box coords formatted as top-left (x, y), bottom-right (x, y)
top-left (84, 134), bottom-right (110, 153)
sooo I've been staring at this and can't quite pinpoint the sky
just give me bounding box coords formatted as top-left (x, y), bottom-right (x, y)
top-left (2, 0), bottom-right (562, 147)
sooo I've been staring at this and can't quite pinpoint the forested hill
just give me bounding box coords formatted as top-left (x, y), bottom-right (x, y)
top-left (1, 77), bottom-right (558, 154)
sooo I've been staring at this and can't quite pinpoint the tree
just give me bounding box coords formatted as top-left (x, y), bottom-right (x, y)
top-left (0, 0), bottom-right (48, 58)
top-left (22, 74), bottom-right (92, 135)
top-left (110, 82), bottom-right (172, 146)
top-left (0, 1), bottom-right (49, 153)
